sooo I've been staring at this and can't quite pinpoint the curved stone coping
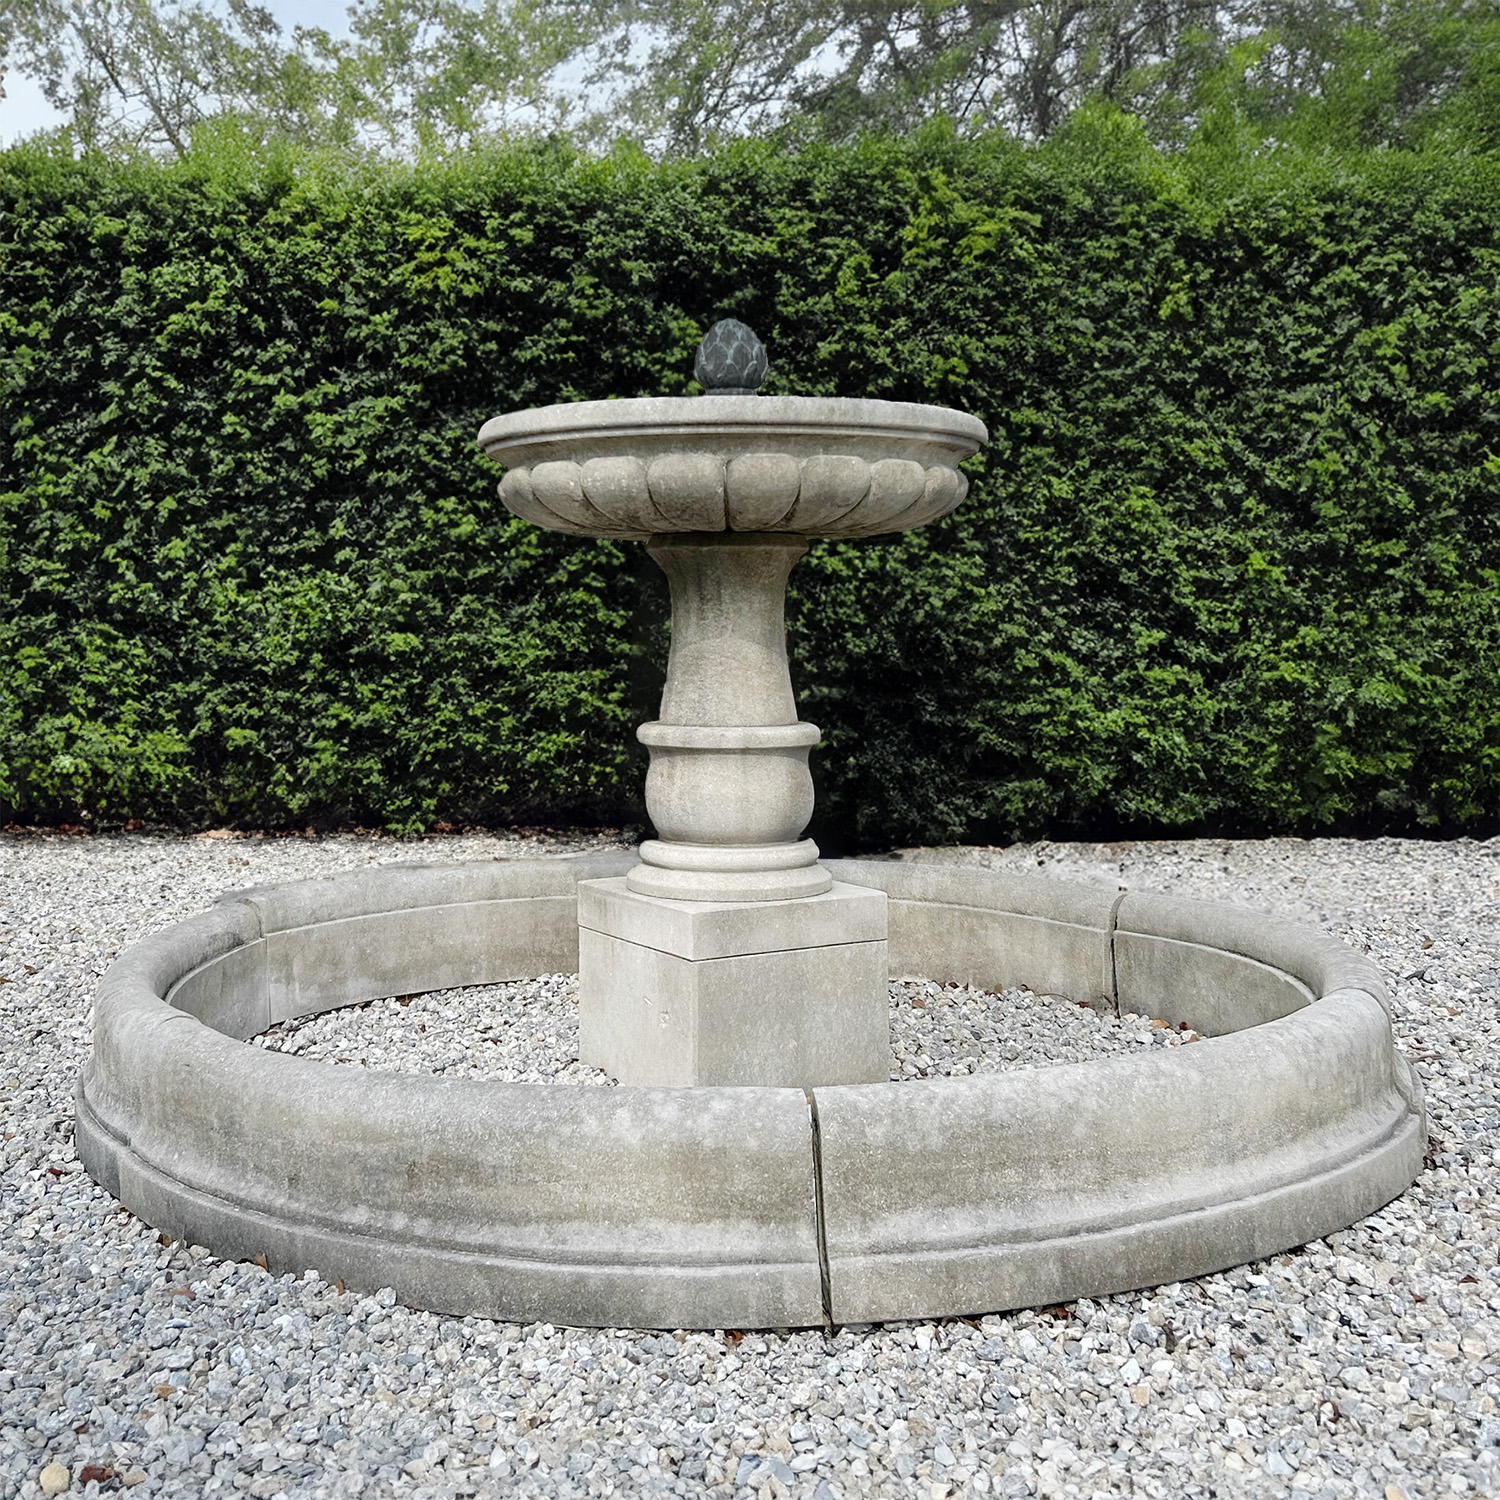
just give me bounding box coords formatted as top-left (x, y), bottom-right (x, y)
top-left (818, 859), bottom-right (1422, 1323)
top-left (822, 858), bottom-right (1392, 1031)
top-left (78, 853), bottom-right (1424, 1329)
top-left (77, 851), bottom-right (825, 1329)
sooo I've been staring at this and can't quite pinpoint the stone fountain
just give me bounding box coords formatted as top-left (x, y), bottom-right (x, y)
top-left (478, 320), bottom-right (984, 1087)
top-left (75, 323), bottom-right (1425, 1330)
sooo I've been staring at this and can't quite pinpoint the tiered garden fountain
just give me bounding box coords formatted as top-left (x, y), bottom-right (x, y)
top-left (78, 324), bottom-right (1424, 1329)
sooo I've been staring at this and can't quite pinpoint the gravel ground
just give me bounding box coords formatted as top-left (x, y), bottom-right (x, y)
top-left (2, 829), bottom-right (1498, 1500)
top-left (252, 976), bottom-right (617, 1087)
top-left (252, 973), bottom-right (1197, 1083)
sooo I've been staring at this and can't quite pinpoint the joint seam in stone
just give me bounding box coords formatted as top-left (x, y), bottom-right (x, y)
top-left (804, 1089), bottom-right (835, 1336)
top-left (1107, 889), bottom-right (1128, 1018)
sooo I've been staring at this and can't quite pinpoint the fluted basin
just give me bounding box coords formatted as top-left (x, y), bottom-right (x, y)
top-left (477, 395), bottom-right (988, 538)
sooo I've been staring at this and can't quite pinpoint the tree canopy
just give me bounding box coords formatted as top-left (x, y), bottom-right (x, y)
top-left (2, 0), bottom-right (1497, 159)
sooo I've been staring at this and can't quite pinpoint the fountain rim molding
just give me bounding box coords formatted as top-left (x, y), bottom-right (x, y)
top-left (477, 393), bottom-right (988, 469)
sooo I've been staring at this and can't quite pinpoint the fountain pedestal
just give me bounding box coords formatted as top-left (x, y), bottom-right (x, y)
top-left (576, 528), bottom-right (889, 1086)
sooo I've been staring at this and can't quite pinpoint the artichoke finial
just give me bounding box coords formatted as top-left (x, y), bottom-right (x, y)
top-left (694, 319), bottom-right (768, 395)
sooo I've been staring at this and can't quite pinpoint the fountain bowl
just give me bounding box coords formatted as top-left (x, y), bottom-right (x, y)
top-left (477, 395), bottom-right (988, 538)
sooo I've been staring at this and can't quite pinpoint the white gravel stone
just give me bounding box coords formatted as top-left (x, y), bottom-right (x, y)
top-left (2, 829), bottom-right (1497, 1500)
top-left (253, 973), bottom-right (1192, 1084)
top-left (253, 975), bottom-right (616, 1087)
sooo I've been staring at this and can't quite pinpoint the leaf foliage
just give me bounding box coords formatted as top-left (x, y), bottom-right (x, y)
top-left (1, 128), bottom-right (1496, 839)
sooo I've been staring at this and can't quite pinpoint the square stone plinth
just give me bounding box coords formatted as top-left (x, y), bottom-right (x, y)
top-left (576, 877), bottom-right (889, 1087)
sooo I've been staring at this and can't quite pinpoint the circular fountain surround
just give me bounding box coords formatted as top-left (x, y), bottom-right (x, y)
top-left (76, 852), bottom-right (1425, 1330)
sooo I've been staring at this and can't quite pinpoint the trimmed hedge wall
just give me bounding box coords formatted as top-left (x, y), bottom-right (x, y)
top-left (2, 127), bottom-right (1497, 843)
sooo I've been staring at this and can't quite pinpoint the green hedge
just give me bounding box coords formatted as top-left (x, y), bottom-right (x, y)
top-left (2, 125), bottom-right (1497, 843)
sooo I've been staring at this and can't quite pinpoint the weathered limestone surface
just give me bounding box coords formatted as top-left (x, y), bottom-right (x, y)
top-left (627, 533), bottom-right (829, 905)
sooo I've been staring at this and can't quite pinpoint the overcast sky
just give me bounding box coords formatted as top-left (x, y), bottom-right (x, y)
top-left (0, 0), bottom-right (355, 147)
